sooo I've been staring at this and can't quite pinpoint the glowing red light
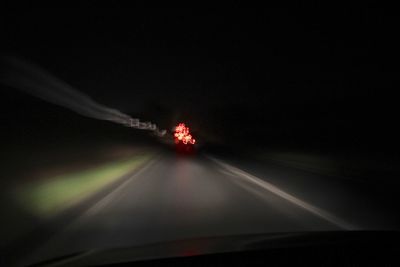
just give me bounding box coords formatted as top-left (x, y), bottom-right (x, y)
top-left (174, 122), bottom-right (196, 145)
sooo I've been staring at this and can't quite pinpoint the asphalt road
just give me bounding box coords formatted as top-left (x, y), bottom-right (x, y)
top-left (20, 151), bottom-right (399, 266)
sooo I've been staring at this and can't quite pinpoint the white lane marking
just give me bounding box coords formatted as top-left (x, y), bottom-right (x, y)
top-left (54, 157), bottom-right (157, 232)
top-left (77, 158), bottom-right (157, 221)
top-left (218, 169), bottom-right (236, 177)
top-left (21, 157), bottom-right (159, 267)
top-left (208, 156), bottom-right (355, 230)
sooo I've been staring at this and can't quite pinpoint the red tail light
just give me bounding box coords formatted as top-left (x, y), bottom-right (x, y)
top-left (174, 123), bottom-right (196, 145)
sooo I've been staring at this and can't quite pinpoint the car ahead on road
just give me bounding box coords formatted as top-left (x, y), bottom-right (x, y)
top-left (175, 141), bottom-right (196, 154)
top-left (174, 123), bottom-right (196, 154)
top-left (27, 231), bottom-right (400, 266)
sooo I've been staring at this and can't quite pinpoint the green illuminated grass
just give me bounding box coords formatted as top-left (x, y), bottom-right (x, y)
top-left (14, 154), bottom-right (152, 217)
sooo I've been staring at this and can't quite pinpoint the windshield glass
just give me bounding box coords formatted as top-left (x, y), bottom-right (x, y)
top-left (1, 8), bottom-right (398, 266)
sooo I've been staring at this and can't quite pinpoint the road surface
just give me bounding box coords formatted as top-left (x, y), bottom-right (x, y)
top-left (20, 150), bottom-right (399, 265)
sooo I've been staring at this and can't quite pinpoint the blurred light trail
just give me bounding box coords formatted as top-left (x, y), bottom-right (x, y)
top-left (0, 55), bottom-right (166, 136)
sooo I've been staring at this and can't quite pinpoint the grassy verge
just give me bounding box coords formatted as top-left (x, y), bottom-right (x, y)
top-left (13, 154), bottom-right (153, 218)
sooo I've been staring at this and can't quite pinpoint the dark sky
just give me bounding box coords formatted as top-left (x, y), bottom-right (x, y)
top-left (1, 8), bottom-right (398, 146)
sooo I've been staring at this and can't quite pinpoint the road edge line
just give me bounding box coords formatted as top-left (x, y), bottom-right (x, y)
top-left (68, 156), bottom-right (158, 225)
top-left (207, 155), bottom-right (356, 230)
top-left (18, 156), bottom-right (159, 267)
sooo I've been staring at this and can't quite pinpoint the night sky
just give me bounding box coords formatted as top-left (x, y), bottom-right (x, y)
top-left (1, 8), bottom-right (398, 150)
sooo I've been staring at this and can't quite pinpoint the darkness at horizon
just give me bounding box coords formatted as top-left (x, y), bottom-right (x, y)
top-left (2, 9), bottom-right (400, 267)
top-left (1, 8), bottom-right (398, 152)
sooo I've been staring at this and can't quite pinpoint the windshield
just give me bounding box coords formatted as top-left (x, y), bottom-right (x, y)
top-left (1, 8), bottom-right (399, 266)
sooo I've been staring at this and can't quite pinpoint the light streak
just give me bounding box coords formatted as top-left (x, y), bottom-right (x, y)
top-left (0, 55), bottom-right (166, 136)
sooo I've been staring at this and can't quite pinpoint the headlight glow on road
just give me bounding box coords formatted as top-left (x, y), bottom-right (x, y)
top-left (13, 154), bottom-right (153, 218)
